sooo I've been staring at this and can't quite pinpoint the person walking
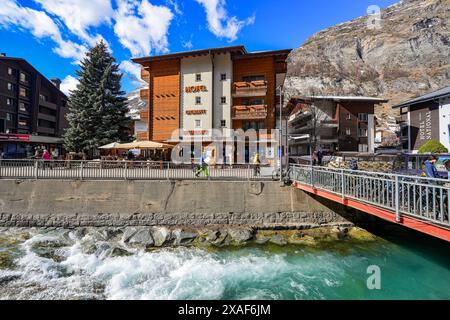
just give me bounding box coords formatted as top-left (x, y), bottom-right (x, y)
top-left (42, 149), bottom-right (51, 170)
top-left (195, 153), bottom-right (210, 178)
top-left (312, 150), bottom-right (318, 166)
top-left (253, 152), bottom-right (261, 177)
top-left (317, 149), bottom-right (323, 166)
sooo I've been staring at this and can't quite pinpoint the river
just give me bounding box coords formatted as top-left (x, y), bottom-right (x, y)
top-left (0, 227), bottom-right (449, 300)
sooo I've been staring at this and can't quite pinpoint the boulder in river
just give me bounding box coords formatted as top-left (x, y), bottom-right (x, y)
top-left (172, 229), bottom-right (198, 246)
top-left (126, 228), bottom-right (154, 249)
top-left (151, 227), bottom-right (172, 247)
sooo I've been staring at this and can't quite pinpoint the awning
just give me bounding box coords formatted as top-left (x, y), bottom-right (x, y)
top-left (98, 142), bottom-right (121, 149)
top-left (115, 141), bottom-right (174, 149)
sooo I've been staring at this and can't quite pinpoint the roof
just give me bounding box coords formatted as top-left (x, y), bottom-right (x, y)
top-left (132, 45), bottom-right (247, 64)
top-left (290, 95), bottom-right (388, 103)
top-left (393, 85), bottom-right (450, 109)
top-left (0, 56), bottom-right (67, 99)
top-left (132, 46), bottom-right (292, 64)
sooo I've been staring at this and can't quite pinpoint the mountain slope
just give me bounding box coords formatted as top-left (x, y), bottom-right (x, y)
top-left (285, 0), bottom-right (450, 120)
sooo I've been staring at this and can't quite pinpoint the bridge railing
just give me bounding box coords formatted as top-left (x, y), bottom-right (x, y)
top-left (0, 159), bottom-right (271, 181)
top-left (291, 164), bottom-right (450, 228)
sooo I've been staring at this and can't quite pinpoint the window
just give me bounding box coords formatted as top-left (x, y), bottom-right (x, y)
top-left (20, 87), bottom-right (28, 98)
top-left (196, 73), bottom-right (202, 82)
top-left (243, 99), bottom-right (265, 106)
top-left (6, 113), bottom-right (12, 121)
top-left (18, 118), bottom-right (29, 127)
top-left (39, 94), bottom-right (47, 101)
top-left (221, 96), bottom-right (226, 104)
top-left (345, 128), bottom-right (351, 135)
top-left (6, 98), bottom-right (11, 106)
top-left (7, 67), bottom-right (13, 76)
top-left (242, 75), bottom-right (265, 82)
top-left (346, 113), bottom-right (351, 120)
top-left (358, 128), bottom-right (368, 137)
top-left (20, 72), bottom-right (28, 83)
top-left (221, 120), bottom-right (226, 127)
top-left (7, 83), bottom-right (13, 91)
top-left (358, 113), bottom-right (368, 121)
top-left (195, 96), bottom-right (201, 105)
top-left (220, 73), bottom-right (226, 81)
top-left (358, 144), bottom-right (368, 152)
top-left (19, 102), bottom-right (29, 113)
top-left (243, 121), bottom-right (265, 131)
top-left (195, 119), bottom-right (201, 128)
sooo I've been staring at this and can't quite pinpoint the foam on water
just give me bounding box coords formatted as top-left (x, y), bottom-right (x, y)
top-left (0, 230), bottom-right (449, 300)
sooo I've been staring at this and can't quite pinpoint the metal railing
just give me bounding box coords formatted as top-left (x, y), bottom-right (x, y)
top-left (291, 164), bottom-right (450, 227)
top-left (0, 159), bottom-right (271, 181)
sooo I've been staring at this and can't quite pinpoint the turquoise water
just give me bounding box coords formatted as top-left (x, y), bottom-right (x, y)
top-left (0, 228), bottom-right (449, 300)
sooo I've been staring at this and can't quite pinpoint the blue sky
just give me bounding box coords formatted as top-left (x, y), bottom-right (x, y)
top-left (0, 0), bottom-right (398, 94)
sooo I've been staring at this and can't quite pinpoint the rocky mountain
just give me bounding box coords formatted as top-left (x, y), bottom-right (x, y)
top-left (285, 0), bottom-right (450, 123)
top-left (126, 87), bottom-right (147, 120)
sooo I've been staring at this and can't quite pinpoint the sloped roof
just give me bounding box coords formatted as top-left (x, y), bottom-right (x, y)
top-left (393, 85), bottom-right (450, 109)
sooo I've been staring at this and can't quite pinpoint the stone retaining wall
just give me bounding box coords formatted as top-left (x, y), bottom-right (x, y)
top-left (0, 180), bottom-right (363, 228)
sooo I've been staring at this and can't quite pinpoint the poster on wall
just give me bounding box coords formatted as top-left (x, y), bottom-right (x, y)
top-left (266, 147), bottom-right (275, 159)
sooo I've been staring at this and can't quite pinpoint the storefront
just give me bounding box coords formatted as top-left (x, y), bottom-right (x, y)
top-left (0, 134), bottom-right (64, 159)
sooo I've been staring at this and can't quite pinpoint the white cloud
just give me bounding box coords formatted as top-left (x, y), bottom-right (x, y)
top-left (33, 0), bottom-right (113, 46)
top-left (114, 0), bottom-right (174, 57)
top-left (182, 39), bottom-right (193, 50)
top-left (0, 0), bottom-right (87, 61)
top-left (195, 0), bottom-right (255, 41)
top-left (60, 75), bottom-right (79, 95)
top-left (119, 60), bottom-right (145, 87)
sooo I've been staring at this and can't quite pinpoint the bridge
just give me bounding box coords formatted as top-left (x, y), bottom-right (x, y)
top-left (290, 164), bottom-right (450, 242)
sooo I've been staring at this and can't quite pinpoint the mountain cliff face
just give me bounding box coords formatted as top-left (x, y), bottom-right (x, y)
top-left (285, 0), bottom-right (450, 121)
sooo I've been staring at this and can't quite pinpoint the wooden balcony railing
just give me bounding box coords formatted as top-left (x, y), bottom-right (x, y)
top-left (232, 105), bottom-right (268, 120)
top-left (140, 89), bottom-right (149, 100)
top-left (232, 81), bottom-right (268, 97)
top-left (140, 110), bottom-right (149, 122)
top-left (137, 131), bottom-right (149, 141)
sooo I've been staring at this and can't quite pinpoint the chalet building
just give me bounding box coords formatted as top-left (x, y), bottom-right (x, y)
top-left (287, 96), bottom-right (387, 155)
top-left (394, 85), bottom-right (450, 153)
top-left (132, 46), bottom-right (291, 163)
top-left (0, 54), bottom-right (68, 158)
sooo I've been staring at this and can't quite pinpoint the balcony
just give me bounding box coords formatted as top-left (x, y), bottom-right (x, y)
top-left (39, 99), bottom-right (57, 110)
top-left (140, 110), bottom-right (149, 122)
top-left (38, 112), bottom-right (57, 122)
top-left (232, 81), bottom-right (268, 98)
top-left (232, 105), bottom-right (268, 120)
top-left (37, 126), bottom-right (55, 135)
top-left (137, 131), bottom-right (149, 141)
top-left (140, 89), bottom-right (149, 100)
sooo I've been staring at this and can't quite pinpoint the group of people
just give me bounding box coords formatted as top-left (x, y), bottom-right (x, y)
top-left (33, 147), bottom-right (58, 161)
top-left (312, 150), bottom-right (324, 166)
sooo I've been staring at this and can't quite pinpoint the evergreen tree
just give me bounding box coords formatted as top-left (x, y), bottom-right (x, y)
top-left (64, 41), bottom-right (131, 153)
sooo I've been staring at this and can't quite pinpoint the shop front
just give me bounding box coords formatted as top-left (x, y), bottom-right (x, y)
top-left (0, 134), bottom-right (64, 159)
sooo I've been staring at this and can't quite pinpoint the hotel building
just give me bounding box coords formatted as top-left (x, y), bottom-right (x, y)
top-left (0, 54), bottom-right (68, 158)
top-left (132, 46), bottom-right (291, 163)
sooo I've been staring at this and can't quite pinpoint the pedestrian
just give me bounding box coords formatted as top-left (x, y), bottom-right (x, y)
top-left (253, 152), bottom-right (261, 177)
top-left (424, 156), bottom-right (439, 179)
top-left (317, 149), bottom-right (323, 166)
top-left (312, 151), bottom-right (318, 166)
top-left (444, 159), bottom-right (450, 180)
top-left (42, 149), bottom-right (51, 170)
top-left (350, 158), bottom-right (358, 170)
top-left (195, 153), bottom-right (210, 177)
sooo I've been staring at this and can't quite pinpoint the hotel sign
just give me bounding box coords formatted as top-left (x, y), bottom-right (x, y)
top-left (185, 85), bottom-right (207, 93)
top-left (186, 109), bottom-right (207, 115)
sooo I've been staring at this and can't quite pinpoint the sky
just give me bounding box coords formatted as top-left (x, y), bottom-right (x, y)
top-left (0, 0), bottom-right (399, 95)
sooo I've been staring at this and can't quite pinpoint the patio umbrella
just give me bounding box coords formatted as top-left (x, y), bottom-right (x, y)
top-left (115, 141), bottom-right (140, 149)
top-left (98, 142), bottom-right (121, 149)
top-left (135, 141), bottom-right (174, 149)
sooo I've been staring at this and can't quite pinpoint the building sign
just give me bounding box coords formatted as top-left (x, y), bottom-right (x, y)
top-left (186, 109), bottom-right (207, 115)
top-left (185, 85), bottom-right (207, 93)
top-left (410, 105), bottom-right (439, 151)
top-left (0, 133), bottom-right (30, 142)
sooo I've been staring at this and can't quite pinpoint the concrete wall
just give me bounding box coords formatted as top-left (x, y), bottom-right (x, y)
top-left (0, 180), bottom-right (354, 228)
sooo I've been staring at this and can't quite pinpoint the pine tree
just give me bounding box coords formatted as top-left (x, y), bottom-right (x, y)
top-left (64, 41), bottom-right (131, 153)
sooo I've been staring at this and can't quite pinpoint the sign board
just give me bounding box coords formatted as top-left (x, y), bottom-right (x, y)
top-left (185, 86), bottom-right (207, 93)
top-left (0, 134), bottom-right (30, 142)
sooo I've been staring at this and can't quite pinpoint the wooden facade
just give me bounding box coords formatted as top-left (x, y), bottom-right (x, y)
top-left (133, 46), bottom-right (291, 143)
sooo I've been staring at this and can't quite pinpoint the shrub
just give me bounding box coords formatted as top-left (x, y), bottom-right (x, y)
top-left (418, 140), bottom-right (448, 154)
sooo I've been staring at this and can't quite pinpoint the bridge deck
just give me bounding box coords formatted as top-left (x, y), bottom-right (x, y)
top-left (291, 165), bottom-right (450, 242)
